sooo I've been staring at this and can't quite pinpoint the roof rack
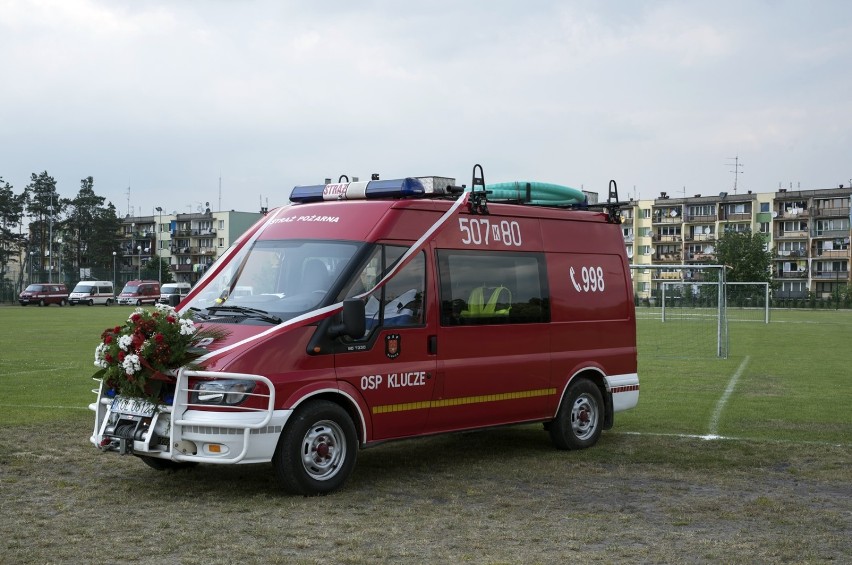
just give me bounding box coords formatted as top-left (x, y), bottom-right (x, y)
top-left (289, 164), bottom-right (626, 223)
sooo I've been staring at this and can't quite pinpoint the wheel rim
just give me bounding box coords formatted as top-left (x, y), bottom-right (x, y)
top-left (300, 420), bottom-right (347, 481)
top-left (570, 393), bottom-right (599, 441)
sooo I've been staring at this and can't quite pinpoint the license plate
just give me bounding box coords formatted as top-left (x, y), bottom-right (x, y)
top-left (111, 396), bottom-right (156, 417)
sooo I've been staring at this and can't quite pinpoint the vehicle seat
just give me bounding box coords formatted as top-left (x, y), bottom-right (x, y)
top-left (301, 259), bottom-right (331, 291)
top-left (460, 285), bottom-right (512, 318)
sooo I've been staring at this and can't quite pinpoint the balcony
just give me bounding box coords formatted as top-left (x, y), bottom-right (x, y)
top-left (685, 252), bottom-right (715, 262)
top-left (777, 209), bottom-right (809, 219)
top-left (812, 270), bottom-right (850, 280)
top-left (814, 249), bottom-right (850, 258)
top-left (813, 229), bottom-right (850, 238)
top-left (686, 214), bottom-right (716, 223)
top-left (720, 213), bottom-right (752, 222)
top-left (654, 253), bottom-right (682, 263)
top-left (170, 264), bottom-right (193, 272)
top-left (813, 207), bottom-right (849, 218)
top-left (774, 230), bottom-right (808, 239)
top-left (776, 271), bottom-right (808, 279)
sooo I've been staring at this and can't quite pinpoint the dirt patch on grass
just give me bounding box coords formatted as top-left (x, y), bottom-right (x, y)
top-left (1, 422), bottom-right (850, 564)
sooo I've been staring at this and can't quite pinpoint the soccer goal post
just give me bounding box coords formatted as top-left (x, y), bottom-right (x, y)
top-left (631, 264), bottom-right (728, 359)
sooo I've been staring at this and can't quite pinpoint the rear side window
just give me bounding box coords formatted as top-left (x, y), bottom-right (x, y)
top-left (438, 250), bottom-right (549, 325)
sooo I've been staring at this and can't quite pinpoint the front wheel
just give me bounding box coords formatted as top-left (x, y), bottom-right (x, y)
top-left (273, 400), bottom-right (357, 495)
top-left (549, 379), bottom-right (604, 450)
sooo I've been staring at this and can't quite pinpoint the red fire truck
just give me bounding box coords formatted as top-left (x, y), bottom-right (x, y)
top-left (90, 166), bottom-right (639, 495)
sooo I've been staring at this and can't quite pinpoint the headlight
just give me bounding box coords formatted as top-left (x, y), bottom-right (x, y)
top-left (192, 380), bottom-right (256, 406)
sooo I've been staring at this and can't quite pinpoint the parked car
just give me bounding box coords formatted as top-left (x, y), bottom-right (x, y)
top-left (19, 283), bottom-right (69, 306)
top-left (158, 282), bottom-right (191, 306)
top-left (116, 280), bottom-right (161, 306)
top-left (69, 281), bottom-right (115, 306)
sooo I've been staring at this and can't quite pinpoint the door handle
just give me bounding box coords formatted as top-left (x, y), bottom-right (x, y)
top-left (428, 335), bottom-right (438, 355)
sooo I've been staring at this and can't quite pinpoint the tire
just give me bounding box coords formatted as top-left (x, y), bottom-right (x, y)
top-left (549, 379), bottom-right (604, 450)
top-left (89, 299), bottom-right (94, 306)
top-left (38, 299), bottom-right (45, 307)
top-left (273, 400), bottom-right (357, 495)
top-left (60, 299), bottom-right (67, 307)
top-left (106, 299), bottom-right (113, 306)
top-left (136, 299), bottom-right (142, 306)
top-left (138, 456), bottom-right (198, 471)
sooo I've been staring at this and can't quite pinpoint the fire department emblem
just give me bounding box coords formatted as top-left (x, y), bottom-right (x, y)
top-left (385, 334), bottom-right (401, 359)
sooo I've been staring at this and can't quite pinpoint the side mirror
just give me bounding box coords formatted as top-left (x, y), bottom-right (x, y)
top-left (330, 298), bottom-right (366, 339)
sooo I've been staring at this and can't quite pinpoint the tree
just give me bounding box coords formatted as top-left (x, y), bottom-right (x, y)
top-left (0, 178), bottom-right (28, 287)
top-left (715, 229), bottom-right (773, 283)
top-left (63, 177), bottom-right (123, 278)
top-left (24, 171), bottom-right (64, 279)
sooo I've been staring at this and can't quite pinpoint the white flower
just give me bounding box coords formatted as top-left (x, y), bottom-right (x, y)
top-left (122, 353), bottom-right (141, 375)
top-left (118, 334), bottom-right (134, 352)
top-left (155, 303), bottom-right (175, 313)
top-left (94, 343), bottom-right (109, 368)
top-left (179, 318), bottom-right (196, 336)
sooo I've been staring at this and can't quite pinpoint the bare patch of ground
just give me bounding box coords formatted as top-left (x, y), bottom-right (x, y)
top-left (1, 421), bottom-right (850, 564)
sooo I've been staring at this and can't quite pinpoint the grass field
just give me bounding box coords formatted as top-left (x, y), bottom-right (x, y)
top-left (1, 305), bottom-right (850, 563)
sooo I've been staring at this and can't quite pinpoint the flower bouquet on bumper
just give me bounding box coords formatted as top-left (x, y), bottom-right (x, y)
top-left (93, 304), bottom-right (229, 403)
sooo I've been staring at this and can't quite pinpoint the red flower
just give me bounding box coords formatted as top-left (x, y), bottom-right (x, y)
top-left (114, 326), bottom-right (121, 334)
top-left (118, 351), bottom-right (126, 362)
top-left (166, 315), bottom-right (176, 324)
top-left (104, 335), bottom-right (113, 345)
top-left (155, 333), bottom-right (164, 343)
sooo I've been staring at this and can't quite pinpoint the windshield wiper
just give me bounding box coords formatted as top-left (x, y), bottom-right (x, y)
top-left (188, 306), bottom-right (210, 320)
top-left (205, 305), bottom-right (283, 325)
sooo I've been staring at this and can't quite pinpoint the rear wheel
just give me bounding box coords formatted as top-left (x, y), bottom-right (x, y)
top-left (273, 400), bottom-right (357, 495)
top-left (549, 379), bottom-right (604, 450)
top-left (88, 299), bottom-right (94, 306)
top-left (38, 299), bottom-right (45, 307)
top-left (60, 299), bottom-right (67, 306)
top-left (136, 299), bottom-right (142, 306)
top-left (105, 299), bottom-right (113, 306)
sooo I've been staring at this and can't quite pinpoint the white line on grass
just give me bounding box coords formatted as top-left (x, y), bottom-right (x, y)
top-left (0, 404), bottom-right (89, 411)
top-left (615, 431), bottom-right (849, 448)
top-left (705, 355), bottom-right (750, 439)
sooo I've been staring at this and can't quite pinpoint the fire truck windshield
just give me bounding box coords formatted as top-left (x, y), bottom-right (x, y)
top-left (184, 239), bottom-right (362, 323)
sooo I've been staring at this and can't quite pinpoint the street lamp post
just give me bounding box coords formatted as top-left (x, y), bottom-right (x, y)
top-left (57, 238), bottom-right (63, 285)
top-left (112, 251), bottom-right (117, 290)
top-left (48, 194), bottom-right (54, 283)
top-left (155, 207), bottom-right (163, 283)
top-left (29, 251), bottom-right (34, 285)
top-left (137, 245), bottom-right (142, 279)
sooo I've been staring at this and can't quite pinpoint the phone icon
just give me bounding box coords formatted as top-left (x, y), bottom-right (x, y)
top-left (569, 267), bottom-right (582, 292)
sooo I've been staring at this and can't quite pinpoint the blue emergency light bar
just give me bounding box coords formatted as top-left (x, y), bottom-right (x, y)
top-left (289, 177), bottom-right (426, 203)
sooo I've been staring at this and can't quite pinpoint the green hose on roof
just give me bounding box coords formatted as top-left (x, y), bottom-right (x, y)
top-left (467, 181), bottom-right (586, 206)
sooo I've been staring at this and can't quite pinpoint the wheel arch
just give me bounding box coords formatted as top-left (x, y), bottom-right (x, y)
top-left (285, 387), bottom-right (369, 446)
top-left (555, 367), bottom-right (614, 430)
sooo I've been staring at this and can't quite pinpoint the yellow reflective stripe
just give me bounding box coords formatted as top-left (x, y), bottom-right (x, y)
top-left (372, 388), bottom-right (556, 415)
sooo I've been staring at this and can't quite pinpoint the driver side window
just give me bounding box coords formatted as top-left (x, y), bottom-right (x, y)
top-left (344, 246), bottom-right (425, 338)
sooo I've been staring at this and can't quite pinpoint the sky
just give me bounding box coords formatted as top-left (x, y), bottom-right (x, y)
top-left (1, 0), bottom-right (851, 217)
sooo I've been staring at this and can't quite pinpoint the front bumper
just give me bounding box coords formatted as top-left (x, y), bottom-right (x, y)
top-left (90, 369), bottom-right (286, 465)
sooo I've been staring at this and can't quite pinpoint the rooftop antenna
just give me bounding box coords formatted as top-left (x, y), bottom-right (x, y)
top-left (726, 155), bottom-right (743, 195)
top-left (218, 171), bottom-right (222, 212)
top-left (126, 183), bottom-right (131, 217)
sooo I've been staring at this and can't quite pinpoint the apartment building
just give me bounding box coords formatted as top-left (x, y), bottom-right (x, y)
top-left (624, 186), bottom-right (851, 300)
top-left (120, 208), bottom-right (262, 286)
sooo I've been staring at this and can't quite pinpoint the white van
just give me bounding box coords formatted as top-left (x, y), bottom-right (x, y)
top-left (158, 282), bottom-right (192, 305)
top-left (69, 281), bottom-right (115, 306)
